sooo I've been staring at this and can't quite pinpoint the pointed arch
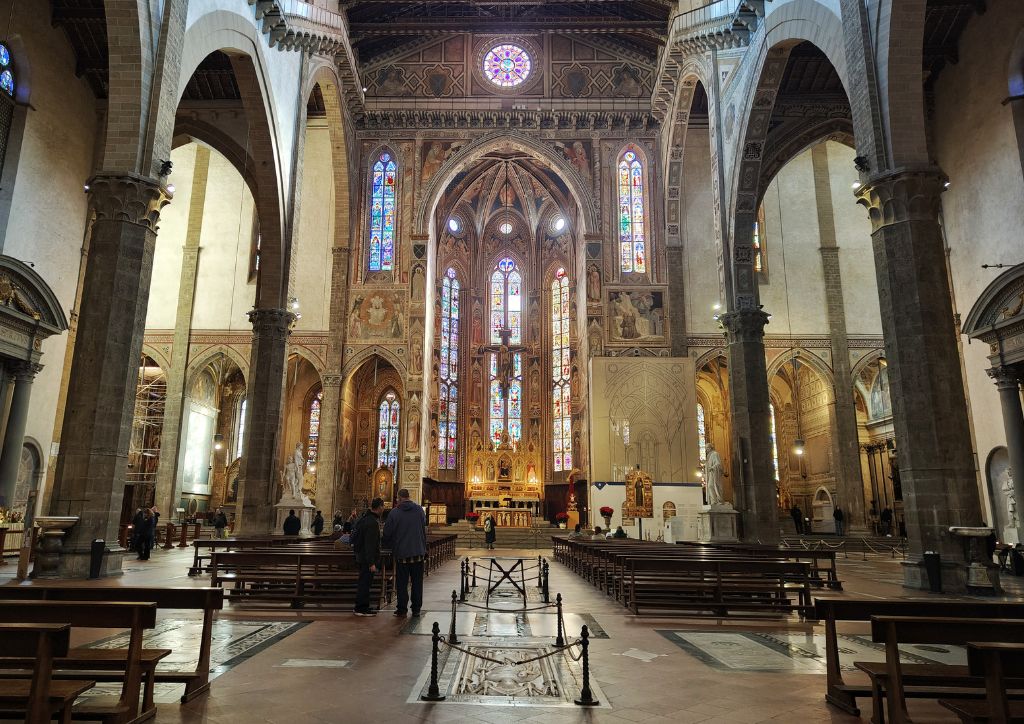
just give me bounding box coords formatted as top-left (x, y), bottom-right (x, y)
top-left (376, 388), bottom-right (401, 470)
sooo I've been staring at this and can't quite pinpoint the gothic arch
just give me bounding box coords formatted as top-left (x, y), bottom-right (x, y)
top-left (851, 349), bottom-right (887, 380)
top-left (766, 349), bottom-right (835, 397)
top-left (288, 345), bottom-right (326, 376)
top-left (140, 344), bottom-right (171, 374)
top-left (875, 0), bottom-right (930, 166)
top-left (340, 345), bottom-right (408, 381)
top-left (185, 345), bottom-right (250, 381)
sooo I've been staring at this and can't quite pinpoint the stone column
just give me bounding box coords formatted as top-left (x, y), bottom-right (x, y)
top-left (154, 146), bottom-right (211, 516)
top-left (811, 144), bottom-right (866, 530)
top-left (857, 168), bottom-right (982, 590)
top-left (720, 308), bottom-right (779, 543)
top-left (50, 174), bottom-right (169, 577)
top-left (0, 362), bottom-right (38, 508)
top-left (989, 366), bottom-right (1024, 541)
top-left (234, 308), bottom-right (294, 535)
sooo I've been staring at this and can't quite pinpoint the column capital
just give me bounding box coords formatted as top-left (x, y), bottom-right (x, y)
top-left (322, 373), bottom-right (343, 387)
top-left (7, 360), bottom-right (41, 381)
top-left (988, 365), bottom-right (1022, 390)
top-left (855, 166), bottom-right (947, 234)
top-left (331, 246), bottom-right (350, 258)
top-left (247, 307), bottom-right (296, 336)
top-left (719, 308), bottom-right (770, 344)
top-left (87, 173), bottom-right (170, 233)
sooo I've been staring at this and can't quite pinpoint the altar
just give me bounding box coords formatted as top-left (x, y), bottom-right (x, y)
top-left (472, 508), bottom-right (533, 528)
top-left (465, 429), bottom-right (543, 522)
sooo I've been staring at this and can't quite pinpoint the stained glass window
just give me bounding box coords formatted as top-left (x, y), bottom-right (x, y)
top-left (377, 391), bottom-right (400, 470)
top-left (490, 257), bottom-right (523, 345)
top-left (235, 398), bottom-right (247, 460)
top-left (484, 44), bottom-right (532, 87)
top-left (488, 258), bottom-right (525, 446)
top-left (438, 268), bottom-right (460, 470)
top-left (0, 44), bottom-right (13, 97)
top-left (368, 151), bottom-right (397, 272)
top-left (769, 403), bottom-right (779, 481)
top-left (753, 205), bottom-right (767, 275)
top-left (552, 269), bottom-right (572, 472)
top-left (617, 148), bottom-right (647, 274)
top-left (489, 351), bottom-right (523, 446)
top-left (306, 389), bottom-right (322, 468)
top-left (697, 402), bottom-right (707, 465)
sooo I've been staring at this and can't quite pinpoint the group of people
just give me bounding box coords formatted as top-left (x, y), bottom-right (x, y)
top-left (567, 523), bottom-right (627, 540)
top-left (129, 506), bottom-right (160, 560)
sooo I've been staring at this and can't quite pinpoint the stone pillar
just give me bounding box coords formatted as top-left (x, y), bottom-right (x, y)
top-left (989, 366), bottom-right (1024, 541)
top-left (720, 308), bottom-right (779, 543)
top-left (234, 308), bottom-right (294, 535)
top-left (50, 174), bottom-right (169, 577)
top-left (811, 144), bottom-right (866, 530)
top-left (0, 362), bottom-right (38, 508)
top-left (155, 146), bottom-right (211, 516)
top-left (857, 168), bottom-right (982, 590)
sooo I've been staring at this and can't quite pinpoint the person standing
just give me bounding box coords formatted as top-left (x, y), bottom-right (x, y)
top-left (483, 515), bottom-right (496, 550)
top-left (383, 489), bottom-right (428, 618)
top-left (790, 505), bottom-right (804, 535)
top-left (833, 506), bottom-right (845, 537)
top-left (880, 507), bottom-right (893, 536)
top-left (130, 508), bottom-right (144, 552)
top-left (213, 507), bottom-right (229, 539)
top-left (149, 506), bottom-right (160, 551)
top-left (135, 509), bottom-right (154, 561)
top-left (282, 510), bottom-right (302, 536)
top-left (312, 510), bottom-right (325, 536)
top-left (352, 498), bottom-right (383, 616)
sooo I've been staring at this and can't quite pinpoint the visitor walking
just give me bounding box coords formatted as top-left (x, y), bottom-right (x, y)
top-left (880, 507), bottom-right (893, 536)
top-left (312, 510), bottom-right (325, 536)
top-left (383, 488), bottom-right (428, 618)
top-left (282, 509), bottom-right (301, 536)
top-left (833, 506), bottom-right (845, 536)
top-left (135, 509), bottom-right (154, 561)
top-left (483, 515), bottom-right (497, 550)
top-left (352, 498), bottom-right (383, 616)
top-left (213, 507), bottom-right (229, 539)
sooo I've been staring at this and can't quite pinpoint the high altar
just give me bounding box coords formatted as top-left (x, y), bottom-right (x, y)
top-left (465, 430), bottom-right (542, 525)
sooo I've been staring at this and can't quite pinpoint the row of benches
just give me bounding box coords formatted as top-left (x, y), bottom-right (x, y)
top-left (554, 537), bottom-right (838, 618)
top-left (0, 584), bottom-right (223, 723)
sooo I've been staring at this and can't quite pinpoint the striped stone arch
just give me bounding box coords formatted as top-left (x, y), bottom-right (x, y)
top-left (662, 58), bottom-right (712, 248)
top-left (340, 345), bottom-right (408, 382)
top-left (765, 348), bottom-right (835, 397)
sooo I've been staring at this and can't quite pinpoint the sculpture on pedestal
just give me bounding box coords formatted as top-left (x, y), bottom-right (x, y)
top-left (704, 444), bottom-right (725, 507)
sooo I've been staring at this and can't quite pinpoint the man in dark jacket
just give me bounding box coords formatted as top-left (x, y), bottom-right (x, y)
top-left (382, 489), bottom-right (428, 617)
top-left (213, 508), bottom-right (229, 539)
top-left (790, 505), bottom-right (804, 534)
top-left (353, 498), bottom-right (384, 616)
top-left (312, 510), bottom-right (325, 536)
top-left (282, 510), bottom-right (302, 536)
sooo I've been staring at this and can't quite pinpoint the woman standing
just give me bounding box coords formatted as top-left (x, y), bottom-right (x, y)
top-left (483, 515), bottom-right (497, 550)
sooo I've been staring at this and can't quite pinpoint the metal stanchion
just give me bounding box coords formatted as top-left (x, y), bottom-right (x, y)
top-left (421, 622), bottom-right (446, 702)
top-left (542, 560), bottom-right (550, 603)
top-left (449, 590), bottom-right (461, 645)
top-left (555, 593), bottom-right (564, 647)
top-left (537, 555), bottom-right (543, 586)
top-left (472, 561), bottom-right (477, 588)
top-left (573, 625), bottom-right (598, 706)
top-left (460, 560), bottom-right (467, 602)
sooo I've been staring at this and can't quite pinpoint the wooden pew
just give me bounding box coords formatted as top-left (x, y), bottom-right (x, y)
top-left (941, 643), bottom-right (1024, 723)
top-left (0, 585), bottom-right (223, 704)
top-left (864, 616), bottom-right (1024, 724)
top-left (0, 600), bottom-right (158, 723)
top-left (814, 599), bottom-right (1024, 717)
top-left (0, 623), bottom-right (94, 724)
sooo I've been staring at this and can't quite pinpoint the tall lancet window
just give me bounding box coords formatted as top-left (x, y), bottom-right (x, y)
top-left (377, 390), bottom-right (400, 470)
top-left (617, 148), bottom-right (647, 274)
top-left (769, 402), bottom-right (780, 481)
top-left (696, 402), bottom-right (707, 465)
top-left (368, 150), bottom-right (397, 271)
top-left (551, 268), bottom-right (572, 471)
top-left (307, 389), bottom-right (322, 468)
top-left (438, 268), bottom-right (460, 469)
top-left (489, 258), bottom-right (524, 446)
top-left (0, 42), bottom-right (16, 176)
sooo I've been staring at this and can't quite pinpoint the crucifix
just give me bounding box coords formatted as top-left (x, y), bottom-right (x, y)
top-left (485, 324), bottom-right (522, 449)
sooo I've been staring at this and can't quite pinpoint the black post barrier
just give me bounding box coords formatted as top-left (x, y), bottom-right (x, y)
top-left (574, 625), bottom-right (598, 706)
top-left (537, 555), bottom-right (543, 586)
top-left (459, 560), bottom-right (467, 602)
top-left (472, 561), bottom-right (477, 588)
top-left (422, 622), bottom-right (446, 702)
top-left (555, 593), bottom-right (564, 647)
top-left (449, 590), bottom-right (461, 645)
top-left (542, 560), bottom-right (550, 603)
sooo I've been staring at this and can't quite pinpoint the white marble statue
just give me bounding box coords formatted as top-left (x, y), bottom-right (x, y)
top-left (1004, 471), bottom-right (1018, 528)
top-left (704, 445), bottom-right (724, 507)
top-left (284, 442), bottom-right (305, 501)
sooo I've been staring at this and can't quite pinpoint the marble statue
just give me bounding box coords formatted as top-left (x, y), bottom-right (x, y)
top-left (704, 445), bottom-right (724, 506)
top-left (284, 442), bottom-right (309, 505)
top-left (1005, 471), bottom-right (1018, 528)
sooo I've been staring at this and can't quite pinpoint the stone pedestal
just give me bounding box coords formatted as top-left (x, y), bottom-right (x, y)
top-left (697, 504), bottom-right (740, 543)
top-left (275, 497), bottom-right (315, 537)
top-left (32, 516), bottom-right (79, 578)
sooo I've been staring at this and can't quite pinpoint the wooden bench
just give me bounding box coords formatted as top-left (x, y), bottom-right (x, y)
top-left (941, 643), bottom-right (1024, 723)
top-left (0, 623), bottom-right (94, 724)
top-left (0, 585), bottom-right (223, 704)
top-left (863, 616), bottom-right (1024, 724)
top-left (0, 600), bottom-right (158, 723)
top-left (814, 599), bottom-right (1024, 717)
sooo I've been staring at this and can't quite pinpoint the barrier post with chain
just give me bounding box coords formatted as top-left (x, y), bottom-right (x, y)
top-left (449, 590), bottom-right (461, 645)
top-left (421, 622), bottom-right (446, 701)
top-left (573, 625), bottom-right (598, 706)
top-left (555, 593), bottom-right (564, 647)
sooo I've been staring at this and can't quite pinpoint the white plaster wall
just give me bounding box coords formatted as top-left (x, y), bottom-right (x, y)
top-left (588, 482), bottom-right (703, 538)
top-left (759, 148), bottom-right (829, 335)
top-left (146, 143), bottom-right (195, 329)
top-left (680, 128), bottom-right (721, 334)
top-left (931, 0), bottom-right (1024, 513)
top-left (292, 121), bottom-right (334, 331)
top-left (2, 8), bottom-right (98, 479)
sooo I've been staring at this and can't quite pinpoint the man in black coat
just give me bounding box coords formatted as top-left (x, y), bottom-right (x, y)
top-left (790, 505), bottom-right (804, 534)
top-left (383, 489), bottom-right (428, 617)
top-left (352, 498), bottom-right (384, 616)
top-left (282, 510), bottom-right (302, 536)
top-left (312, 510), bottom-right (325, 536)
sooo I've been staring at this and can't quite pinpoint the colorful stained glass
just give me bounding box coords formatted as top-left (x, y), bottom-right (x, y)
top-left (696, 402), bottom-right (707, 465)
top-left (769, 403), bottom-right (780, 481)
top-left (551, 269), bottom-right (572, 471)
top-left (0, 44), bottom-right (9, 67)
top-left (368, 151), bottom-right (397, 271)
top-left (438, 269), bottom-right (460, 470)
top-left (618, 149), bottom-right (647, 274)
top-left (484, 44), bottom-right (532, 87)
top-left (306, 390), bottom-right (322, 468)
top-left (753, 205), bottom-right (766, 274)
top-left (377, 391), bottom-right (400, 470)
top-left (0, 69), bottom-right (13, 97)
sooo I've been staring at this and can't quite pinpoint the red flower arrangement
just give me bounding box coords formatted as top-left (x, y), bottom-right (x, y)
top-left (465, 511), bottom-right (480, 523)
top-left (554, 512), bottom-right (569, 522)
top-left (599, 506), bottom-right (614, 517)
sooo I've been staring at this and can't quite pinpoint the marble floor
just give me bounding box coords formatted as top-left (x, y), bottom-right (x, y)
top-left (2, 544), bottom-right (1021, 723)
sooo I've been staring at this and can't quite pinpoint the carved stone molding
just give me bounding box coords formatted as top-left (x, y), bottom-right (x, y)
top-left (987, 365), bottom-right (1023, 391)
top-left (7, 360), bottom-right (41, 381)
top-left (247, 308), bottom-right (297, 338)
top-left (322, 373), bottom-right (343, 387)
top-left (719, 308), bottom-right (770, 344)
top-left (87, 173), bottom-right (170, 233)
top-left (855, 167), bottom-right (947, 234)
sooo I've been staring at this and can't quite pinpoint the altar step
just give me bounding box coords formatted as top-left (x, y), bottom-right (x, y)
top-left (432, 521), bottom-right (571, 549)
